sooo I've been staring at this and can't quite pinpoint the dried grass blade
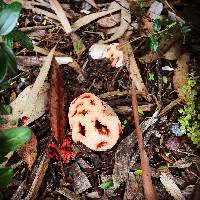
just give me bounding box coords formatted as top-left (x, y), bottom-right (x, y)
top-left (49, 0), bottom-right (72, 34)
top-left (49, 58), bottom-right (66, 145)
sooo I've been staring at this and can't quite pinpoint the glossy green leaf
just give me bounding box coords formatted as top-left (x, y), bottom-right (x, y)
top-left (0, 167), bottom-right (13, 190)
top-left (150, 37), bottom-right (158, 52)
top-left (0, 42), bottom-right (17, 82)
top-left (0, 2), bottom-right (22, 35)
top-left (153, 18), bottom-right (161, 32)
top-left (99, 180), bottom-right (113, 191)
top-left (0, 127), bottom-right (32, 155)
top-left (2, 34), bottom-right (14, 48)
top-left (10, 29), bottom-right (33, 50)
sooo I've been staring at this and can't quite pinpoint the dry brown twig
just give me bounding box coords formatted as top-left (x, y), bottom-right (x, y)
top-left (131, 86), bottom-right (158, 200)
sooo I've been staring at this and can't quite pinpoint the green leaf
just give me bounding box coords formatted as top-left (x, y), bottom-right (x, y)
top-left (150, 36), bottom-right (158, 52)
top-left (0, 167), bottom-right (14, 190)
top-left (138, 106), bottom-right (144, 116)
top-left (133, 169), bottom-right (143, 176)
top-left (0, 2), bottom-right (22, 35)
top-left (0, 127), bottom-right (32, 155)
top-left (10, 29), bottom-right (33, 50)
top-left (148, 73), bottom-right (155, 81)
top-left (0, 42), bottom-right (17, 82)
top-left (153, 18), bottom-right (161, 32)
top-left (99, 180), bottom-right (113, 191)
top-left (2, 34), bottom-right (14, 48)
top-left (0, 104), bottom-right (12, 115)
top-left (0, 80), bottom-right (10, 90)
top-left (162, 76), bottom-right (168, 84)
top-left (122, 119), bottom-right (127, 129)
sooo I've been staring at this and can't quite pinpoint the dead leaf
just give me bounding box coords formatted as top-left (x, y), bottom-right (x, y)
top-left (72, 2), bottom-right (121, 31)
top-left (163, 42), bottom-right (182, 60)
top-left (22, 46), bottom-right (56, 124)
top-left (97, 13), bottom-right (121, 28)
top-left (49, 58), bottom-right (66, 145)
top-left (100, 0), bottom-right (131, 43)
top-left (173, 53), bottom-right (190, 102)
top-left (121, 40), bottom-right (152, 101)
top-left (3, 83), bottom-right (49, 125)
top-left (160, 173), bottom-right (186, 200)
top-left (172, 157), bottom-right (193, 169)
top-left (49, 0), bottom-right (72, 34)
top-left (70, 33), bottom-right (86, 59)
top-left (18, 132), bottom-right (37, 170)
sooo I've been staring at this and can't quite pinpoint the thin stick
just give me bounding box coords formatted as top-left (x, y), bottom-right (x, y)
top-left (131, 86), bottom-right (158, 200)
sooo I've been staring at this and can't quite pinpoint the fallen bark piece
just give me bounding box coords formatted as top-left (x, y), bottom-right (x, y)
top-left (112, 131), bottom-right (136, 187)
top-left (123, 173), bottom-right (144, 200)
top-left (173, 53), bottom-right (190, 102)
top-left (69, 163), bottom-right (92, 194)
top-left (68, 93), bottom-right (122, 151)
top-left (160, 173), bottom-right (186, 200)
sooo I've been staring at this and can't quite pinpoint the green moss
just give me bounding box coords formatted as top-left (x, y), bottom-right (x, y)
top-left (178, 74), bottom-right (200, 147)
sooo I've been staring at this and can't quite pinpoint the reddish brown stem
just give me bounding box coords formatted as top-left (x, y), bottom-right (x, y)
top-left (131, 86), bottom-right (158, 200)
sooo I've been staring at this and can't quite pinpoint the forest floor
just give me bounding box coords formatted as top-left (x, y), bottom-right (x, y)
top-left (1, 0), bottom-right (200, 199)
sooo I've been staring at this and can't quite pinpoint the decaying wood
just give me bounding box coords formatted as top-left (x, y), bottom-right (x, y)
top-left (131, 87), bottom-right (158, 200)
top-left (55, 187), bottom-right (81, 200)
